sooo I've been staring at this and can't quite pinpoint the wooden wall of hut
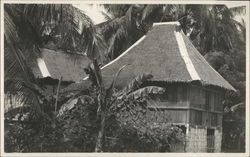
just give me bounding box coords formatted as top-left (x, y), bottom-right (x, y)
top-left (188, 84), bottom-right (224, 128)
top-left (148, 83), bottom-right (224, 128)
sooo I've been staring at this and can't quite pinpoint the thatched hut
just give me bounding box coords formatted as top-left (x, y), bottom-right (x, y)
top-left (30, 48), bottom-right (90, 81)
top-left (93, 21), bottom-right (235, 152)
top-left (4, 47), bottom-right (91, 116)
top-left (28, 48), bottom-right (91, 92)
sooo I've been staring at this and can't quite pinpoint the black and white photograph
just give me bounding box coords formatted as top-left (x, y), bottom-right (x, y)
top-left (1, 0), bottom-right (249, 155)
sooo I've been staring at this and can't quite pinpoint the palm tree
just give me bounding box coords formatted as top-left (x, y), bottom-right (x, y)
top-left (101, 4), bottom-right (245, 58)
top-left (187, 5), bottom-right (245, 54)
top-left (97, 5), bottom-right (143, 60)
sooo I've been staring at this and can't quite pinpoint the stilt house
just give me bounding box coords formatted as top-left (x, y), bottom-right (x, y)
top-left (96, 21), bottom-right (236, 152)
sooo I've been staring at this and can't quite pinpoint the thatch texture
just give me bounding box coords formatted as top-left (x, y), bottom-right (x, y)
top-left (100, 22), bottom-right (235, 91)
top-left (30, 22), bottom-right (235, 92)
top-left (30, 48), bottom-right (90, 82)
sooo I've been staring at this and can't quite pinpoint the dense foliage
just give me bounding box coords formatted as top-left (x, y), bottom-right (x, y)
top-left (5, 74), bottom-right (184, 152)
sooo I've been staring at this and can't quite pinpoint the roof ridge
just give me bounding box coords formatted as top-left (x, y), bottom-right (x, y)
top-left (174, 28), bottom-right (200, 81)
top-left (181, 32), bottom-right (236, 91)
top-left (153, 21), bottom-right (180, 26)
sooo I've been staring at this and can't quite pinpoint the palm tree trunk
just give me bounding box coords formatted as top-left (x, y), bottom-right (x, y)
top-left (54, 76), bottom-right (62, 112)
top-left (95, 101), bottom-right (106, 152)
top-left (92, 59), bottom-right (106, 152)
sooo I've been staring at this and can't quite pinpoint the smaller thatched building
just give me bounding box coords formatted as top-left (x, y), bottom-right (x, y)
top-left (28, 48), bottom-right (91, 92)
top-left (5, 47), bottom-right (91, 117)
top-left (93, 21), bottom-right (235, 152)
top-left (30, 48), bottom-right (90, 82)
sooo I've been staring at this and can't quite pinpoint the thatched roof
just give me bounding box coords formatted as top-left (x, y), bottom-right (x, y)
top-left (30, 48), bottom-right (90, 82)
top-left (99, 21), bottom-right (235, 91)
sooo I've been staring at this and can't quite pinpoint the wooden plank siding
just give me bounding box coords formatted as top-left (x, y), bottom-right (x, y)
top-left (187, 84), bottom-right (224, 127)
top-left (147, 83), bottom-right (224, 128)
top-left (148, 83), bottom-right (189, 108)
top-left (147, 109), bottom-right (189, 124)
top-left (188, 84), bottom-right (224, 112)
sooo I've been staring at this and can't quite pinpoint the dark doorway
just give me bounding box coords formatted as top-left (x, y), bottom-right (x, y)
top-left (207, 129), bottom-right (215, 152)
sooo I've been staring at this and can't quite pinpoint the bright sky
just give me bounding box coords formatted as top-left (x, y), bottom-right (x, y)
top-left (73, 3), bottom-right (246, 24)
top-left (226, 3), bottom-right (246, 8)
top-left (73, 4), bottom-right (107, 24)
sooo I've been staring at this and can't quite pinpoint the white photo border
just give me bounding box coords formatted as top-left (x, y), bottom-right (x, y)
top-left (1, 1), bottom-right (249, 157)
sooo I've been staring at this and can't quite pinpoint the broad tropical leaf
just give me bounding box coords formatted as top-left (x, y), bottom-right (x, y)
top-left (106, 64), bottom-right (128, 97)
top-left (57, 95), bottom-right (94, 117)
top-left (121, 73), bottom-right (154, 95)
top-left (230, 102), bottom-right (244, 112)
top-left (126, 86), bottom-right (165, 100)
top-left (229, 6), bottom-right (246, 17)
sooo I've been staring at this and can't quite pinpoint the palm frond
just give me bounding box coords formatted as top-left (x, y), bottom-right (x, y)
top-left (101, 11), bottom-right (113, 21)
top-left (125, 5), bottom-right (134, 22)
top-left (106, 64), bottom-right (128, 98)
top-left (4, 9), bottom-right (19, 44)
top-left (57, 95), bottom-right (94, 117)
top-left (121, 73), bottom-right (154, 95)
top-left (98, 16), bottom-right (131, 60)
top-left (230, 102), bottom-right (244, 112)
top-left (229, 6), bottom-right (246, 17)
top-left (83, 26), bottom-right (107, 64)
top-left (141, 5), bottom-right (160, 22)
top-left (103, 4), bottom-right (131, 18)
